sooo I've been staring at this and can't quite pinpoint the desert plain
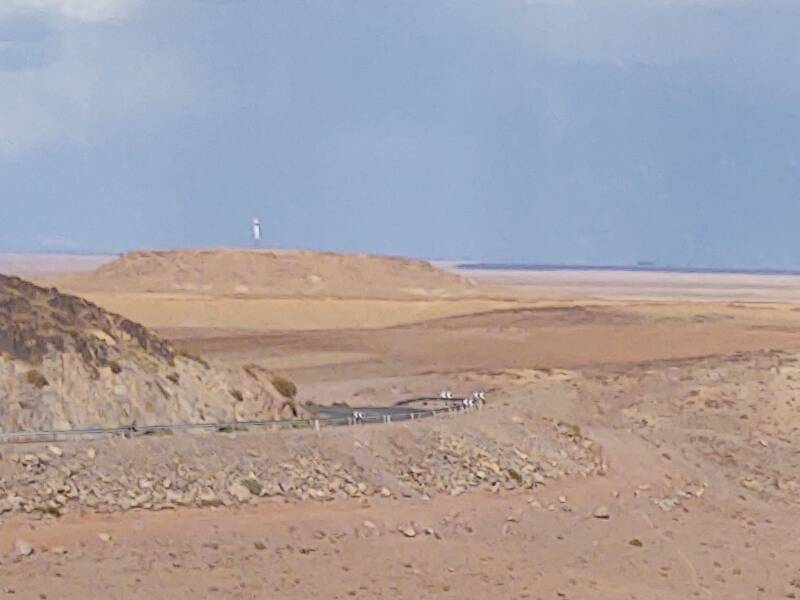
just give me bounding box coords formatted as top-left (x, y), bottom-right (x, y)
top-left (2, 250), bottom-right (800, 599)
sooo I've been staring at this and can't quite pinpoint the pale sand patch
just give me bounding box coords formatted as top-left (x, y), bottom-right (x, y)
top-left (0, 253), bottom-right (115, 277)
top-left (454, 265), bottom-right (800, 302)
top-left (78, 292), bottom-right (529, 330)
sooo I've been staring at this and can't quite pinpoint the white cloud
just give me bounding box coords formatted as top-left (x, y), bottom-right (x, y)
top-left (2, 0), bottom-right (136, 22)
top-left (0, 2), bottom-right (212, 161)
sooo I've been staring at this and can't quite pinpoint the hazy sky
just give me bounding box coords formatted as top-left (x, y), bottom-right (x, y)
top-left (1, 0), bottom-right (800, 267)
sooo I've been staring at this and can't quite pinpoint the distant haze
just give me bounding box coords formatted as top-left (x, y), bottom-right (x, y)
top-left (1, 1), bottom-right (800, 269)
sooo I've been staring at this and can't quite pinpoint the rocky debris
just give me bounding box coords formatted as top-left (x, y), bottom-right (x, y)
top-left (654, 498), bottom-right (678, 512)
top-left (0, 412), bottom-right (604, 518)
top-left (14, 540), bottom-right (33, 557)
top-left (396, 428), bottom-right (603, 498)
top-left (592, 505), bottom-right (611, 519)
top-left (227, 481), bottom-right (252, 503)
top-left (609, 349), bottom-right (800, 506)
top-left (741, 478), bottom-right (764, 492)
top-left (400, 526), bottom-right (417, 538)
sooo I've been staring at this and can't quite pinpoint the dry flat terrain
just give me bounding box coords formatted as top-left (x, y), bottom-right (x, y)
top-left (2, 251), bottom-right (800, 599)
top-left (0, 254), bottom-right (114, 278)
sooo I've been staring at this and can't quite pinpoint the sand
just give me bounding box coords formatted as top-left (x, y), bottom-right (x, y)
top-left (448, 263), bottom-right (800, 301)
top-left (51, 249), bottom-right (476, 299)
top-left (3, 250), bottom-right (800, 599)
top-left (0, 254), bottom-right (114, 278)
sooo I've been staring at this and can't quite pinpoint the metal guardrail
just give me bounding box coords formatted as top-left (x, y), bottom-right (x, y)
top-left (0, 403), bottom-right (482, 445)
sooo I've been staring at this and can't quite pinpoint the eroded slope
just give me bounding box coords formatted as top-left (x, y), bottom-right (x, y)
top-left (0, 275), bottom-right (298, 432)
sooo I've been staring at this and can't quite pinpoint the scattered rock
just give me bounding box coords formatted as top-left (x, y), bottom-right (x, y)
top-left (228, 481), bottom-right (252, 503)
top-left (241, 477), bottom-right (263, 496)
top-left (401, 526), bottom-right (417, 538)
top-left (629, 538), bottom-right (643, 547)
top-left (741, 479), bottom-right (764, 493)
top-left (0, 406), bottom-right (606, 519)
top-left (654, 498), bottom-right (677, 512)
top-left (98, 532), bottom-right (112, 543)
top-left (198, 490), bottom-right (221, 507)
top-left (593, 505), bottom-right (611, 519)
top-left (14, 540), bottom-right (33, 557)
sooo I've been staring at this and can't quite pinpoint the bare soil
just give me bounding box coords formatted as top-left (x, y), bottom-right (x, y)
top-left (2, 254), bottom-right (800, 599)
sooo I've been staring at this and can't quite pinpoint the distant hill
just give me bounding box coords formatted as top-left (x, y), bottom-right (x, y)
top-left (51, 249), bottom-right (475, 298)
top-left (0, 274), bottom-right (298, 432)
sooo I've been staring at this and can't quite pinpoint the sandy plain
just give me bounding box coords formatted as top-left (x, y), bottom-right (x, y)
top-left (2, 252), bottom-right (800, 599)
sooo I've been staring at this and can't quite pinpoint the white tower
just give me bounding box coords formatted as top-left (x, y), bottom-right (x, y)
top-left (252, 217), bottom-right (262, 247)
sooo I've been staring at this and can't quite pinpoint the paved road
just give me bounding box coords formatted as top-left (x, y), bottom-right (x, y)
top-left (307, 395), bottom-right (483, 423)
top-left (0, 395), bottom-right (486, 444)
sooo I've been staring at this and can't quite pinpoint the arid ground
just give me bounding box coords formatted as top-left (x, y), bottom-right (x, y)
top-left (2, 252), bottom-right (800, 599)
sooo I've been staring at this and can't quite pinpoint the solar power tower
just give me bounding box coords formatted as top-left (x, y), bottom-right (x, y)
top-left (252, 217), bottom-right (262, 248)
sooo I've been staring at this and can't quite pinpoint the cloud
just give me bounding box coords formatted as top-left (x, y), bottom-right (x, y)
top-left (0, 46), bottom-right (203, 160)
top-left (0, 0), bottom-right (214, 161)
top-left (2, 0), bottom-right (136, 22)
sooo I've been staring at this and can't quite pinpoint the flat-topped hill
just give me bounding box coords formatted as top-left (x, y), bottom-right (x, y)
top-left (53, 249), bottom-right (475, 298)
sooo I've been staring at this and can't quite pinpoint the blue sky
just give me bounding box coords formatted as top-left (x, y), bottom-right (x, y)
top-left (1, 0), bottom-right (799, 267)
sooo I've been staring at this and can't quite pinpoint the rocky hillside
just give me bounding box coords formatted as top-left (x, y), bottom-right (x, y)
top-left (52, 249), bottom-right (475, 298)
top-left (0, 275), bottom-right (298, 432)
top-left (0, 404), bottom-right (604, 517)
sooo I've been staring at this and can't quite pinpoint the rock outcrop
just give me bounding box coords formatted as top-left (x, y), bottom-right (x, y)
top-left (0, 274), bottom-right (296, 432)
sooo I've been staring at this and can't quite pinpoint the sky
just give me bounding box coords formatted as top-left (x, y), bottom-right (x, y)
top-left (1, 0), bottom-right (800, 268)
